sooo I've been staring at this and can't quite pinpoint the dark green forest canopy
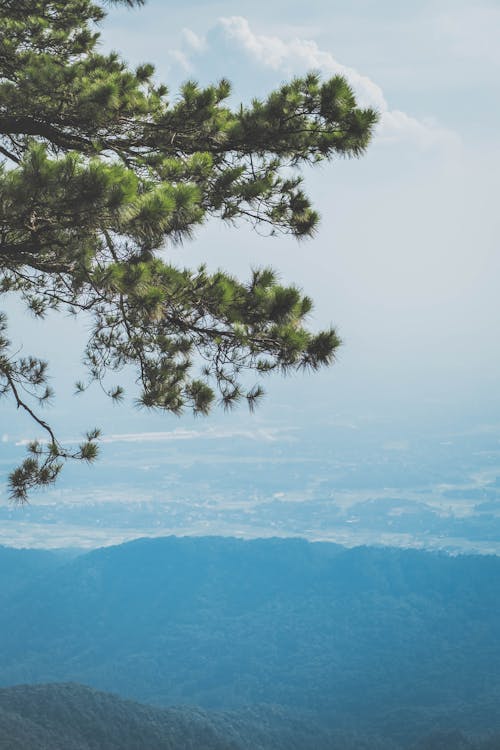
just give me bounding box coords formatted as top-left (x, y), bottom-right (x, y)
top-left (0, 0), bottom-right (378, 500)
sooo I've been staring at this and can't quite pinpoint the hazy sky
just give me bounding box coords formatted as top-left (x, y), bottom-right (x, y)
top-left (107, 0), bottom-right (500, 423)
top-left (2, 0), bottom-right (500, 530)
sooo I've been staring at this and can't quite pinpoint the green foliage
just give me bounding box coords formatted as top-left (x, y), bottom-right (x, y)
top-left (0, 0), bottom-right (378, 499)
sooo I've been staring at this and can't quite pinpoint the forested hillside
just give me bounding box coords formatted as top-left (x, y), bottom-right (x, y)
top-left (1, 683), bottom-right (499, 750)
top-left (1, 538), bottom-right (500, 746)
top-left (0, 682), bottom-right (397, 750)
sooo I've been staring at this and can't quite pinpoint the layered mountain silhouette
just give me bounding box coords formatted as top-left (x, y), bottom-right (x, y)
top-left (1, 537), bottom-right (500, 746)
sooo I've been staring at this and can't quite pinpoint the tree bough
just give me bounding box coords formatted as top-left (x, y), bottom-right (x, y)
top-left (0, 0), bottom-right (378, 501)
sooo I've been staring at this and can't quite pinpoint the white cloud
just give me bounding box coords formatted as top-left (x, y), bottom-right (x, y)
top-left (169, 48), bottom-right (192, 73)
top-left (15, 426), bottom-right (293, 447)
top-left (218, 16), bottom-right (388, 112)
top-left (378, 110), bottom-right (461, 150)
top-left (182, 27), bottom-right (206, 53)
top-left (181, 16), bottom-right (459, 151)
top-left (98, 427), bottom-right (286, 444)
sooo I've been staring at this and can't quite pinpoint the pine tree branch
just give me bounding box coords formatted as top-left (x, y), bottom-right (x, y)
top-left (0, 144), bottom-right (20, 164)
top-left (1, 362), bottom-right (58, 446)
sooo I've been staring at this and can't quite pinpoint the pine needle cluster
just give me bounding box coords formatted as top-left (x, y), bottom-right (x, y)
top-left (0, 0), bottom-right (378, 500)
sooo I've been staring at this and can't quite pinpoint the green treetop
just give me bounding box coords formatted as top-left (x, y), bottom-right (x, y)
top-left (0, 0), bottom-right (378, 501)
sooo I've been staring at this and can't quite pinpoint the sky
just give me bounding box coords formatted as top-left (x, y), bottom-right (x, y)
top-left (2, 0), bottom-right (500, 549)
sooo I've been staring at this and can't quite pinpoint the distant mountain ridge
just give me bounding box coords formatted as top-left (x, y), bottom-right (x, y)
top-left (0, 546), bottom-right (61, 601)
top-left (1, 537), bottom-right (500, 746)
